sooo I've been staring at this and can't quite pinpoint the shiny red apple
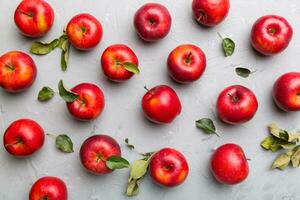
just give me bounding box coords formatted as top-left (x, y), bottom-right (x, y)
top-left (251, 15), bottom-right (293, 55)
top-left (142, 85), bottom-right (182, 124)
top-left (211, 143), bottom-right (249, 185)
top-left (192, 0), bottom-right (230, 27)
top-left (66, 13), bottom-right (103, 50)
top-left (67, 83), bottom-right (105, 121)
top-left (134, 3), bottom-right (172, 42)
top-left (80, 135), bottom-right (121, 175)
top-left (101, 44), bottom-right (139, 82)
top-left (29, 176), bottom-right (68, 200)
top-left (167, 44), bottom-right (206, 83)
top-left (149, 148), bottom-right (189, 187)
top-left (0, 51), bottom-right (37, 93)
top-left (273, 72), bottom-right (300, 111)
top-left (217, 85), bottom-right (258, 125)
top-left (14, 0), bottom-right (54, 37)
top-left (3, 119), bottom-right (44, 156)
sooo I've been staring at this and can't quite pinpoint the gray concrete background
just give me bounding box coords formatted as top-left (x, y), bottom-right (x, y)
top-left (0, 0), bottom-right (300, 199)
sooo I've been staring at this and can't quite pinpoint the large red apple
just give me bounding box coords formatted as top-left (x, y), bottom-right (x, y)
top-left (66, 13), bottom-right (103, 50)
top-left (167, 44), bottom-right (206, 83)
top-left (142, 85), bottom-right (182, 124)
top-left (14, 0), bottom-right (54, 37)
top-left (251, 15), bottom-right (293, 55)
top-left (192, 0), bottom-right (230, 27)
top-left (29, 176), bottom-right (68, 200)
top-left (273, 72), bottom-right (300, 111)
top-left (101, 44), bottom-right (139, 82)
top-left (217, 85), bottom-right (258, 125)
top-left (80, 135), bottom-right (121, 175)
top-left (3, 119), bottom-right (44, 156)
top-left (211, 143), bottom-right (249, 185)
top-left (134, 3), bottom-right (172, 42)
top-left (149, 148), bottom-right (189, 187)
top-left (67, 83), bottom-right (105, 121)
top-left (0, 51), bottom-right (37, 93)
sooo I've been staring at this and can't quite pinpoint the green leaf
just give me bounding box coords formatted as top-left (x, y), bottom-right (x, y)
top-left (55, 134), bottom-right (74, 153)
top-left (125, 138), bottom-right (135, 149)
top-left (106, 156), bottom-right (130, 170)
top-left (123, 62), bottom-right (140, 74)
top-left (38, 87), bottom-right (54, 102)
top-left (30, 39), bottom-right (59, 55)
top-left (218, 33), bottom-right (235, 57)
top-left (60, 38), bottom-right (70, 72)
top-left (58, 80), bottom-right (79, 102)
top-left (130, 159), bottom-right (149, 180)
top-left (291, 147), bottom-right (300, 168)
top-left (195, 118), bottom-right (219, 136)
top-left (272, 152), bottom-right (292, 170)
top-left (126, 178), bottom-right (139, 196)
top-left (235, 67), bottom-right (252, 78)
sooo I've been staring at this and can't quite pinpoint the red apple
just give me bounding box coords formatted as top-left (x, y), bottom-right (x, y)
top-left (251, 15), bottom-right (293, 55)
top-left (29, 176), bottom-right (68, 200)
top-left (167, 44), bottom-right (206, 83)
top-left (0, 51), bottom-right (37, 93)
top-left (149, 148), bottom-right (189, 187)
top-left (142, 85), bottom-right (182, 124)
top-left (101, 44), bottom-right (139, 82)
top-left (67, 83), bottom-right (105, 121)
top-left (66, 13), bottom-right (103, 50)
top-left (80, 135), bottom-right (121, 175)
top-left (211, 143), bottom-right (249, 185)
top-left (134, 3), bottom-right (172, 42)
top-left (14, 0), bottom-right (54, 37)
top-left (217, 85), bottom-right (258, 125)
top-left (273, 72), bottom-right (300, 111)
top-left (3, 119), bottom-right (44, 156)
top-left (192, 0), bottom-right (230, 27)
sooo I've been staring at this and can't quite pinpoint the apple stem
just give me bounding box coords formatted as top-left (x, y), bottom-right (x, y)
top-left (5, 138), bottom-right (22, 147)
top-left (144, 86), bottom-right (154, 95)
top-left (18, 10), bottom-right (33, 17)
top-left (185, 52), bottom-right (193, 64)
top-left (5, 64), bottom-right (15, 71)
top-left (46, 133), bottom-right (57, 140)
top-left (246, 158), bottom-right (251, 161)
top-left (214, 132), bottom-right (220, 137)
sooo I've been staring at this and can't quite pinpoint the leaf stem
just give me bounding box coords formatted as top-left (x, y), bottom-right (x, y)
top-left (46, 133), bottom-right (57, 140)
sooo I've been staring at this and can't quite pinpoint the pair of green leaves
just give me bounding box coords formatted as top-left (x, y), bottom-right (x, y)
top-left (30, 30), bottom-right (70, 71)
top-left (47, 134), bottom-right (74, 153)
top-left (195, 118), bottom-right (219, 137)
top-left (218, 33), bottom-right (235, 57)
top-left (261, 123), bottom-right (300, 170)
top-left (126, 153), bottom-right (153, 196)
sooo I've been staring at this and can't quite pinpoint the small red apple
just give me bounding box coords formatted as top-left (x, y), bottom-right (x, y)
top-left (149, 148), bottom-right (189, 187)
top-left (80, 135), bottom-right (121, 175)
top-left (67, 83), bottom-right (105, 121)
top-left (66, 13), bottom-right (103, 50)
top-left (251, 15), bottom-right (293, 55)
top-left (217, 85), bottom-right (258, 125)
top-left (273, 72), bottom-right (300, 111)
top-left (14, 0), bottom-right (54, 37)
top-left (101, 44), bottom-right (139, 82)
top-left (192, 0), bottom-right (230, 27)
top-left (3, 119), bottom-right (44, 156)
top-left (211, 143), bottom-right (249, 185)
top-left (0, 51), bottom-right (37, 93)
top-left (29, 176), bottom-right (68, 200)
top-left (167, 44), bottom-right (206, 83)
top-left (142, 85), bottom-right (182, 124)
top-left (134, 3), bottom-right (172, 42)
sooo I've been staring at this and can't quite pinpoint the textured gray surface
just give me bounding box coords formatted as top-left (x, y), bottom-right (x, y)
top-left (1, 0), bottom-right (300, 199)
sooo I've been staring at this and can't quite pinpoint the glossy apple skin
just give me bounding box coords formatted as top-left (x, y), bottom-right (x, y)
top-left (29, 176), bottom-right (68, 200)
top-left (251, 15), bottom-right (293, 55)
top-left (134, 3), bottom-right (172, 42)
top-left (101, 44), bottom-right (139, 82)
top-left (217, 85), bottom-right (258, 125)
top-left (0, 51), bottom-right (37, 93)
top-left (67, 83), bottom-right (105, 121)
top-left (14, 0), bottom-right (54, 37)
top-left (149, 148), bottom-right (189, 187)
top-left (142, 85), bottom-right (182, 124)
top-left (167, 44), bottom-right (206, 83)
top-left (80, 135), bottom-right (121, 175)
top-left (3, 119), bottom-right (44, 156)
top-left (211, 144), bottom-right (249, 185)
top-left (66, 13), bottom-right (103, 50)
top-left (273, 72), bottom-right (300, 111)
top-left (192, 0), bottom-right (230, 27)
